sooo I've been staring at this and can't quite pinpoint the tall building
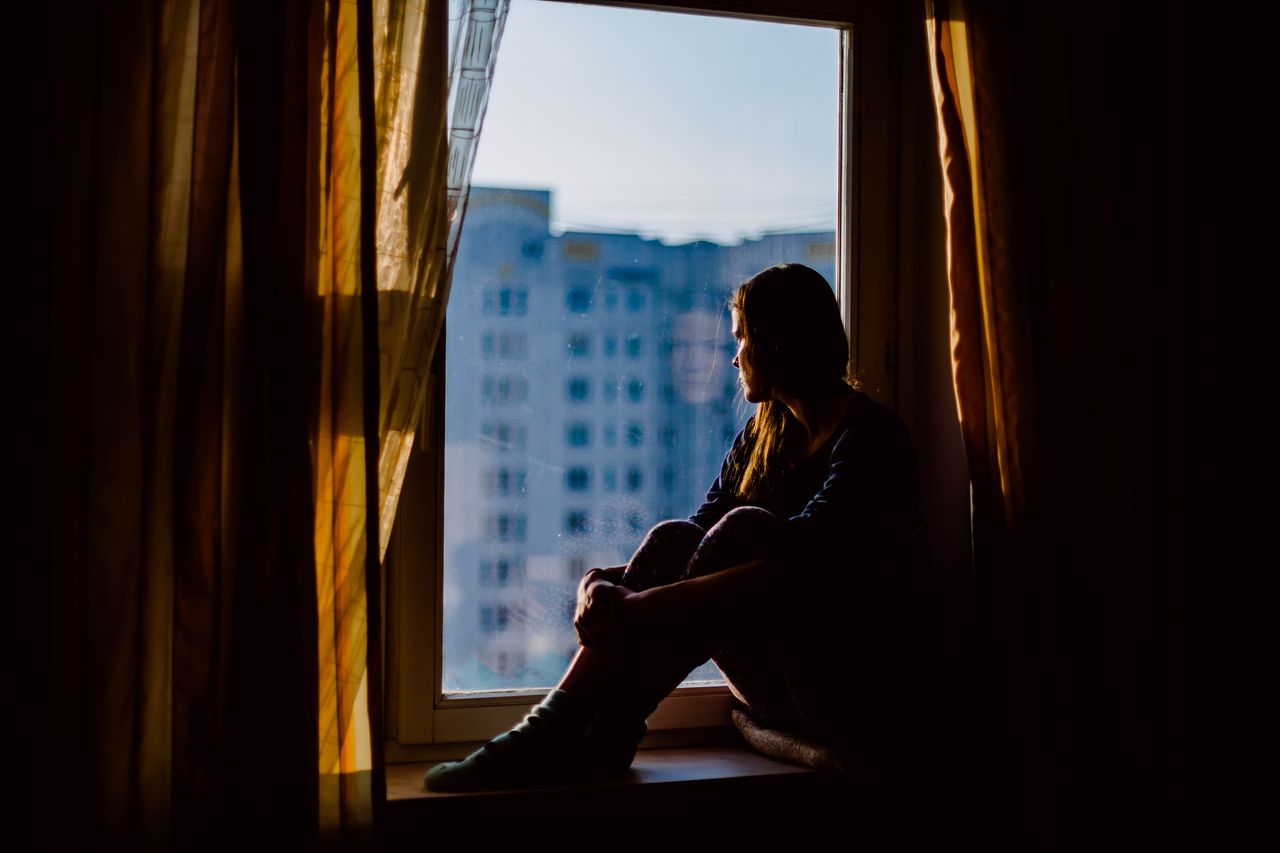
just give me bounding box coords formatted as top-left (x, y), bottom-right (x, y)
top-left (442, 187), bottom-right (836, 691)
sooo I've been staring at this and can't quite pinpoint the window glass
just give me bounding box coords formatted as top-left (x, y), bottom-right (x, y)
top-left (442, 0), bottom-right (838, 692)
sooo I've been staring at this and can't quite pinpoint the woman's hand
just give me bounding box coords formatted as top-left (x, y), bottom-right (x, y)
top-left (574, 578), bottom-right (636, 649)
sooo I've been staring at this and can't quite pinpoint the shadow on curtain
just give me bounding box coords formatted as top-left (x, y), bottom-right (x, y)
top-left (924, 0), bottom-right (1192, 847)
top-left (39, 0), bottom-right (504, 848)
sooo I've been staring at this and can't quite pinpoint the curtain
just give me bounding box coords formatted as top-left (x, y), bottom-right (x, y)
top-left (924, 0), bottom-right (1191, 846)
top-left (373, 0), bottom-right (509, 558)
top-left (39, 0), bottom-right (505, 847)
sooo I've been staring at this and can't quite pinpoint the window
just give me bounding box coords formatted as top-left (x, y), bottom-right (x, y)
top-left (481, 421), bottom-right (527, 450)
top-left (483, 375), bottom-right (529, 404)
top-left (565, 466), bottom-right (592, 491)
top-left (488, 513), bottom-right (527, 541)
top-left (484, 286), bottom-right (529, 316)
top-left (566, 333), bottom-right (591, 357)
top-left (566, 376), bottom-right (591, 402)
top-left (567, 287), bottom-right (593, 312)
top-left (565, 511), bottom-right (591, 536)
top-left (565, 421), bottom-right (591, 447)
top-left (486, 468), bottom-right (527, 497)
top-left (484, 332), bottom-right (527, 359)
top-left (480, 557), bottom-right (526, 586)
top-left (389, 0), bottom-right (904, 751)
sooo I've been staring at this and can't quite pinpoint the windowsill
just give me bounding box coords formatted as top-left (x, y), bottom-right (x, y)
top-left (385, 743), bottom-right (855, 839)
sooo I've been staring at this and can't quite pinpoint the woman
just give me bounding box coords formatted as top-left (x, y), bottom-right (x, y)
top-left (426, 263), bottom-right (930, 792)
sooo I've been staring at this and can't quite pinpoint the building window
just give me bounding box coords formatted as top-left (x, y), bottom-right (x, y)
top-left (626, 422), bottom-right (644, 447)
top-left (565, 466), bottom-right (592, 492)
top-left (481, 422), bottom-right (527, 451)
top-left (567, 287), bottom-right (593, 313)
top-left (625, 332), bottom-right (643, 358)
top-left (603, 423), bottom-right (616, 447)
top-left (626, 467), bottom-right (644, 492)
top-left (626, 289), bottom-right (645, 313)
top-left (565, 511), bottom-right (591, 536)
top-left (566, 376), bottom-right (591, 402)
top-left (602, 378), bottom-right (618, 402)
top-left (564, 240), bottom-right (597, 261)
top-left (484, 286), bottom-right (529, 316)
top-left (603, 468), bottom-right (617, 492)
top-left (603, 335), bottom-right (617, 358)
top-left (480, 557), bottom-right (525, 586)
top-left (566, 333), bottom-right (591, 357)
top-left (482, 374), bottom-right (529, 404)
top-left (486, 468), bottom-right (527, 497)
top-left (488, 513), bottom-right (527, 542)
top-left (565, 421), bottom-right (591, 447)
top-left (627, 378), bottom-right (644, 403)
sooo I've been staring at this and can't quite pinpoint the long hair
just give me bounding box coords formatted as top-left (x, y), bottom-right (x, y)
top-left (729, 264), bottom-right (855, 500)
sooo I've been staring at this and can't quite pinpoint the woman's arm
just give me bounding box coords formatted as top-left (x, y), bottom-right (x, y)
top-left (629, 558), bottom-right (776, 633)
top-left (574, 557), bottom-right (782, 651)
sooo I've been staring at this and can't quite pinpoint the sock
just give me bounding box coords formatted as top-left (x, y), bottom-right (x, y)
top-left (423, 689), bottom-right (594, 792)
top-left (582, 712), bottom-right (648, 773)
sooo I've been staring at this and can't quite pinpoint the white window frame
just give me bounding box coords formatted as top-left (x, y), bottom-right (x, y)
top-left (385, 0), bottom-right (904, 761)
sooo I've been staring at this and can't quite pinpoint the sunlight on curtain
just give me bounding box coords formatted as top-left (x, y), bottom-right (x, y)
top-left (312, 0), bottom-right (510, 834)
top-left (312, 0), bottom-right (377, 835)
top-left (373, 0), bottom-right (510, 558)
top-left (925, 0), bottom-right (1018, 515)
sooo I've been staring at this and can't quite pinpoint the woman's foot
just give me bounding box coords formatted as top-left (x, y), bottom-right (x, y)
top-left (424, 690), bottom-right (596, 792)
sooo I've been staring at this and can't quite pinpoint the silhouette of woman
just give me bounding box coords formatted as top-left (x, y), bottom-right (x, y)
top-left (426, 263), bottom-right (931, 791)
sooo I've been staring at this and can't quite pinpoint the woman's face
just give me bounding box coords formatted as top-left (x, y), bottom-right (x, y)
top-left (731, 311), bottom-right (771, 403)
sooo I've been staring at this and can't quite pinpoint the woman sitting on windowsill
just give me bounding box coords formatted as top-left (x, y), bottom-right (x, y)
top-left (425, 263), bottom-right (935, 792)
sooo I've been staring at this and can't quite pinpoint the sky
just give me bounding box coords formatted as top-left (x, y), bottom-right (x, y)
top-left (467, 0), bottom-right (841, 244)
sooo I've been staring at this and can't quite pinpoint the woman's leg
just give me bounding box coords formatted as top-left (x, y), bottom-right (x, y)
top-left (556, 519), bottom-right (704, 701)
top-left (677, 507), bottom-right (806, 732)
top-left (425, 520), bottom-right (705, 791)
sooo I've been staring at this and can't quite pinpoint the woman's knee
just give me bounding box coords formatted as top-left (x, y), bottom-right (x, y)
top-left (638, 519), bottom-right (705, 556)
top-left (622, 519), bottom-right (705, 590)
top-left (685, 507), bottom-right (782, 578)
top-left (711, 506), bottom-right (778, 535)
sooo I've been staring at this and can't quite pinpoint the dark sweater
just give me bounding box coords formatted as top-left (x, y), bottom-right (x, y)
top-left (689, 390), bottom-right (928, 591)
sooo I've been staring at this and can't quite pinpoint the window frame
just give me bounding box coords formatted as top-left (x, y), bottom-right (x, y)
top-left (385, 0), bottom-right (904, 760)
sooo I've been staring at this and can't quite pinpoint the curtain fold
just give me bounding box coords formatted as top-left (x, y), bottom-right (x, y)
top-left (43, 0), bottom-right (434, 846)
top-left (924, 0), bottom-right (1189, 845)
top-left (373, 0), bottom-right (509, 558)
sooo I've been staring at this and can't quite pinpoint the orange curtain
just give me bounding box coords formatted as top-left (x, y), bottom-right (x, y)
top-left (41, 0), bottom-right (393, 847)
top-left (924, 0), bottom-right (1191, 846)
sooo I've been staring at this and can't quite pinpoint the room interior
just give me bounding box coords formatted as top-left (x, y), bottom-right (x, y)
top-left (27, 0), bottom-right (1219, 848)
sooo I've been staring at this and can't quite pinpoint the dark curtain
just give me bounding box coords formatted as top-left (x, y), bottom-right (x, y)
top-left (38, 0), bottom-right (381, 848)
top-left (925, 0), bottom-right (1204, 846)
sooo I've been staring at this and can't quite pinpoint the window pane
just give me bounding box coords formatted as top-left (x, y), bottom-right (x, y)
top-left (443, 1), bottom-right (838, 692)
